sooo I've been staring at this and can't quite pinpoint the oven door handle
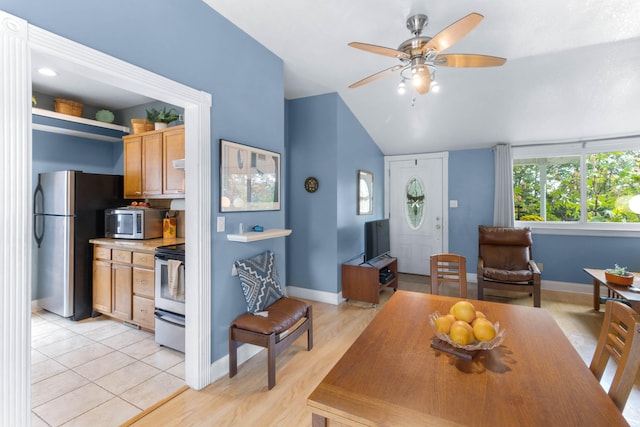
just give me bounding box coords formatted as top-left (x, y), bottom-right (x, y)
top-left (154, 310), bottom-right (185, 327)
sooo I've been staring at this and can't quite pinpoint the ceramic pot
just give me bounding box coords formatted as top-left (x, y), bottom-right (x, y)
top-left (604, 271), bottom-right (634, 286)
top-left (154, 122), bottom-right (168, 130)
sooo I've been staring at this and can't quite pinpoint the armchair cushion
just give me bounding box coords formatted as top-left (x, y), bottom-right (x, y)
top-left (483, 267), bottom-right (532, 283)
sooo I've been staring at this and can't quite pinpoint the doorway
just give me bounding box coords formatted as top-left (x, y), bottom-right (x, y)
top-left (384, 153), bottom-right (449, 275)
top-left (1, 11), bottom-right (212, 422)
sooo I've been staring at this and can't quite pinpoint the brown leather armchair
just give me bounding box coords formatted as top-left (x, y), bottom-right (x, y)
top-left (477, 226), bottom-right (541, 307)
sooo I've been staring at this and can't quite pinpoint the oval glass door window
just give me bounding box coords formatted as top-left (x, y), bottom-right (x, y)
top-left (405, 177), bottom-right (425, 229)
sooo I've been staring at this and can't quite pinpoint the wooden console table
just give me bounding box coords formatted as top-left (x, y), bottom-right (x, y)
top-left (341, 256), bottom-right (397, 306)
top-left (584, 268), bottom-right (640, 313)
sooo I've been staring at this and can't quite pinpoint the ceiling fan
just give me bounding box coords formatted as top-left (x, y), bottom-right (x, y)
top-left (348, 12), bottom-right (506, 95)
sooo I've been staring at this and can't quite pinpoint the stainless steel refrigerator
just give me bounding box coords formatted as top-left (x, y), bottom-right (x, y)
top-left (34, 170), bottom-right (124, 320)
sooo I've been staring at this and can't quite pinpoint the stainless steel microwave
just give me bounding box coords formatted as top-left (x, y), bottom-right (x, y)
top-left (105, 207), bottom-right (167, 239)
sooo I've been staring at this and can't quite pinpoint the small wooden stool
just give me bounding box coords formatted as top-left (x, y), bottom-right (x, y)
top-left (229, 297), bottom-right (313, 390)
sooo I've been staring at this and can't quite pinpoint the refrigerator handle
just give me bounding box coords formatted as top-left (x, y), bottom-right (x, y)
top-left (33, 182), bottom-right (44, 248)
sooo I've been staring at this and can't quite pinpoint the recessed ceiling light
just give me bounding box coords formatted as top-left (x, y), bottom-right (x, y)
top-left (38, 68), bottom-right (57, 77)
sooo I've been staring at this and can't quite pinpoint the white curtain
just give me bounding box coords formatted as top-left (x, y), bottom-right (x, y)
top-left (493, 144), bottom-right (515, 227)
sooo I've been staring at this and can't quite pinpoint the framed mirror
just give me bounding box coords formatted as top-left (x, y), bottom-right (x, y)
top-left (220, 139), bottom-right (281, 212)
top-left (358, 170), bottom-right (374, 215)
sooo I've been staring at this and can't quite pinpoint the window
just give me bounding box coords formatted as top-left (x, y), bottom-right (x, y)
top-left (512, 140), bottom-right (640, 232)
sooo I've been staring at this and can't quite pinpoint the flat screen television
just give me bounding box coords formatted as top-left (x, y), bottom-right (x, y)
top-left (364, 218), bottom-right (390, 262)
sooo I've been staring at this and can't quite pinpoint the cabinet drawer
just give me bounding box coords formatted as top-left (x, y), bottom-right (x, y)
top-left (133, 295), bottom-right (155, 330)
top-left (94, 246), bottom-right (111, 261)
top-left (112, 249), bottom-right (132, 264)
top-left (133, 267), bottom-right (154, 298)
top-left (133, 252), bottom-right (155, 268)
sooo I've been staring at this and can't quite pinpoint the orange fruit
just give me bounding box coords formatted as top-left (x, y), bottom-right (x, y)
top-left (449, 320), bottom-right (474, 346)
top-left (434, 315), bottom-right (454, 334)
top-left (473, 318), bottom-right (496, 342)
top-left (451, 301), bottom-right (476, 323)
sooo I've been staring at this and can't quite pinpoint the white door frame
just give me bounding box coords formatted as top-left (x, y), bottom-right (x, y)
top-left (1, 11), bottom-right (212, 424)
top-left (384, 152), bottom-right (450, 257)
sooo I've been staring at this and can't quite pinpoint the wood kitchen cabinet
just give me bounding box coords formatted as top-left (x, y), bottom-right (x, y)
top-left (162, 127), bottom-right (185, 195)
top-left (123, 125), bottom-right (184, 199)
top-left (92, 244), bottom-right (156, 331)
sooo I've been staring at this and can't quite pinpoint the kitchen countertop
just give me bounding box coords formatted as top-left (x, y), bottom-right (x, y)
top-left (89, 237), bottom-right (185, 252)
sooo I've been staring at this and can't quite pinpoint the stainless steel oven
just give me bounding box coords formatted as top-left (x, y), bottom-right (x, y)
top-left (154, 243), bottom-right (185, 352)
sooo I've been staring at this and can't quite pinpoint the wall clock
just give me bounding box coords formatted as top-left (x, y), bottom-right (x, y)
top-left (304, 177), bottom-right (319, 193)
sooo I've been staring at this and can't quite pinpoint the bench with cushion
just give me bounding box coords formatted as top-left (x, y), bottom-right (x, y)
top-left (229, 250), bottom-right (313, 389)
top-left (229, 297), bottom-right (313, 390)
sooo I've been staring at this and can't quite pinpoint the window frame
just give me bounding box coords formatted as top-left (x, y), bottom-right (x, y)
top-left (512, 138), bottom-right (640, 238)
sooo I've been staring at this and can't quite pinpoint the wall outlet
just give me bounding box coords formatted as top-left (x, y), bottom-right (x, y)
top-left (537, 262), bottom-right (543, 272)
top-left (449, 200), bottom-right (458, 208)
top-left (216, 216), bottom-right (225, 233)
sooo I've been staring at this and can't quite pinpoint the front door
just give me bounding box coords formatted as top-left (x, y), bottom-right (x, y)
top-left (385, 153), bottom-right (448, 275)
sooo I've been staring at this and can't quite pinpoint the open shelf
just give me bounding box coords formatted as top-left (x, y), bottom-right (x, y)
top-left (226, 228), bottom-right (292, 242)
top-left (33, 108), bottom-right (130, 132)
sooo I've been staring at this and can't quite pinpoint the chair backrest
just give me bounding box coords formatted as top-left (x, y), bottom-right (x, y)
top-left (430, 253), bottom-right (467, 298)
top-left (589, 299), bottom-right (640, 411)
top-left (478, 226), bottom-right (533, 271)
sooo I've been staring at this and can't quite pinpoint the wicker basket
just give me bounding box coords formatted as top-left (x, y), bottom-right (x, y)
top-left (131, 118), bottom-right (154, 135)
top-left (54, 98), bottom-right (83, 117)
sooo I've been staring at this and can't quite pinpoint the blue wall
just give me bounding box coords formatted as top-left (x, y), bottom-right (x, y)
top-left (447, 147), bottom-right (640, 286)
top-left (6, 0), bottom-right (285, 361)
top-left (286, 93), bottom-right (383, 294)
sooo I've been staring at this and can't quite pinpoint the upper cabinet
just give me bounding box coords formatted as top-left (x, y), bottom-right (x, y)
top-left (123, 125), bottom-right (185, 199)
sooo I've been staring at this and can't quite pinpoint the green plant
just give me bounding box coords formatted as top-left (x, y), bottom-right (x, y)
top-left (520, 214), bottom-right (544, 221)
top-left (145, 107), bottom-right (179, 124)
top-left (32, 95), bottom-right (37, 106)
top-left (606, 264), bottom-right (630, 276)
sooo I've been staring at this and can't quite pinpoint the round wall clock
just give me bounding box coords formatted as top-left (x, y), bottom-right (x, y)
top-left (304, 177), bottom-right (319, 193)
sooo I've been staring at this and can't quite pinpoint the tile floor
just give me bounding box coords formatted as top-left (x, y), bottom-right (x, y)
top-left (31, 310), bottom-right (185, 427)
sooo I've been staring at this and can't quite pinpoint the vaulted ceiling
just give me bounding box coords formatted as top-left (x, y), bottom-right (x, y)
top-left (205, 0), bottom-right (640, 154)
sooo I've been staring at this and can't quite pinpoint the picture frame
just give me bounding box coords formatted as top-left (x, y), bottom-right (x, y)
top-left (358, 170), bottom-right (374, 215)
top-left (220, 139), bottom-right (281, 212)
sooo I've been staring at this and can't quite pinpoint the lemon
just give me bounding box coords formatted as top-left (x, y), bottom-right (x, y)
top-left (434, 315), bottom-right (454, 334)
top-left (451, 301), bottom-right (476, 323)
top-left (473, 318), bottom-right (496, 342)
top-left (449, 320), bottom-right (474, 346)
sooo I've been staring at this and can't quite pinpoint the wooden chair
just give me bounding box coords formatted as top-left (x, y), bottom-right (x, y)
top-left (477, 226), bottom-right (541, 307)
top-left (430, 253), bottom-right (467, 298)
top-left (589, 299), bottom-right (640, 411)
top-left (229, 297), bottom-right (313, 390)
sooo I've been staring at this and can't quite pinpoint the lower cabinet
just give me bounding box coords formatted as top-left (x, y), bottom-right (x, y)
top-left (92, 245), bottom-right (156, 331)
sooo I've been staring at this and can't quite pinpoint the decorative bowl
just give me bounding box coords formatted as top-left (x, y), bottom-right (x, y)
top-left (95, 109), bottom-right (115, 123)
top-left (604, 271), bottom-right (634, 286)
top-left (429, 312), bottom-right (506, 351)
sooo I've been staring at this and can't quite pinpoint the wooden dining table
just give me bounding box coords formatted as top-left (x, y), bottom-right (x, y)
top-left (307, 291), bottom-right (628, 426)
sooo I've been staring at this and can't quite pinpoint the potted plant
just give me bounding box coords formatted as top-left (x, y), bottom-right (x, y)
top-left (604, 264), bottom-right (634, 286)
top-left (146, 107), bottom-right (180, 130)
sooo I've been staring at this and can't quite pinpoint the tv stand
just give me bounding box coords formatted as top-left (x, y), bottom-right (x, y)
top-left (342, 256), bottom-right (398, 306)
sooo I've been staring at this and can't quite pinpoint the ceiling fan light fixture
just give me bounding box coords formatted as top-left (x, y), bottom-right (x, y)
top-left (397, 80), bottom-right (407, 95)
top-left (430, 80), bottom-right (440, 93)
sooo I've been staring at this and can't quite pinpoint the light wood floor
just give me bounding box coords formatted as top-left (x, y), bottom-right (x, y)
top-left (126, 274), bottom-right (640, 427)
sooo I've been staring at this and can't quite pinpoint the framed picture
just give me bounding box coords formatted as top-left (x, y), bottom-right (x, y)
top-left (358, 170), bottom-right (373, 215)
top-left (220, 139), bottom-right (281, 212)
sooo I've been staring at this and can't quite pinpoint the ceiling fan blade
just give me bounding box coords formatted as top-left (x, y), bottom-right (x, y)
top-left (349, 65), bottom-right (404, 89)
top-left (437, 54), bottom-right (506, 67)
top-left (348, 42), bottom-right (410, 60)
top-left (413, 70), bottom-right (431, 95)
top-left (423, 13), bottom-right (484, 53)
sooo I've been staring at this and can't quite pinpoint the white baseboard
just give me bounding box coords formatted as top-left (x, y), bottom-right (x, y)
top-left (286, 286), bottom-right (343, 305)
top-left (209, 342), bottom-right (263, 384)
top-left (466, 273), bottom-right (591, 294)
